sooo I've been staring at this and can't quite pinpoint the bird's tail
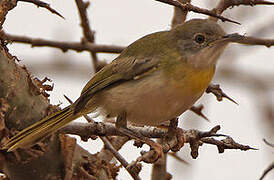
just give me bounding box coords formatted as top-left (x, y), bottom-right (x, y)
top-left (3, 105), bottom-right (79, 152)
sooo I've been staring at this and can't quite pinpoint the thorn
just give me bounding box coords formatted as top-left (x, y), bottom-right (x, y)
top-left (190, 105), bottom-right (210, 122)
top-left (206, 84), bottom-right (238, 105)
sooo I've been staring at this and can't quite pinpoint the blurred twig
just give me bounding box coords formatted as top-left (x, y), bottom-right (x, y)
top-left (263, 138), bottom-right (274, 148)
top-left (19, 0), bottom-right (64, 18)
top-left (75, 0), bottom-right (99, 71)
top-left (3, 32), bottom-right (124, 53)
top-left (171, 0), bottom-right (191, 28)
top-left (259, 162), bottom-right (274, 180)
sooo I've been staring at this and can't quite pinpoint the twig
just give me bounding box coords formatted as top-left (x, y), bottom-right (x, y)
top-left (213, 0), bottom-right (274, 16)
top-left (155, 0), bottom-right (240, 24)
top-left (19, 0), bottom-right (64, 18)
top-left (4, 33), bottom-right (124, 53)
top-left (101, 137), bottom-right (141, 180)
top-left (263, 138), bottom-right (274, 148)
top-left (171, 0), bottom-right (191, 28)
top-left (75, 0), bottom-right (99, 71)
top-left (259, 162), bottom-right (274, 180)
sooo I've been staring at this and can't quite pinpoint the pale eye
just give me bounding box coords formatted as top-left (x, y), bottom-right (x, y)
top-left (194, 34), bottom-right (206, 44)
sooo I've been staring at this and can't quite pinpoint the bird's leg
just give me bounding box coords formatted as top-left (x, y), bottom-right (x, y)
top-left (115, 111), bottom-right (128, 129)
top-left (115, 112), bottom-right (163, 163)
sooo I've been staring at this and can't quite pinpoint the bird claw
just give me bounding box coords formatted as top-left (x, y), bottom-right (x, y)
top-left (170, 128), bottom-right (185, 152)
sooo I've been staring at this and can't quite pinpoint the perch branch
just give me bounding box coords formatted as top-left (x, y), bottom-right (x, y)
top-left (61, 122), bottom-right (256, 161)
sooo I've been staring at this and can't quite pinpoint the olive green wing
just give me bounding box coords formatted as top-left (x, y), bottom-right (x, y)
top-left (73, 31), bottom-right (170, 113)
top-left (73, 56), bottom-right (160, 113)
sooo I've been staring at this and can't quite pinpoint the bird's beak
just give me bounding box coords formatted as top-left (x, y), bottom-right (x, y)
top-left (209, 33), bottom-right (240, 46)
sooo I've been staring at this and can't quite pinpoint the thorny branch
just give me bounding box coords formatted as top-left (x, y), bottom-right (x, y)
top-left (155, 0), bottom-right (240, 24)
top-left (18, 0), bottom-right (64, 18)
top-left (213, 0), bottom-right (274, 16)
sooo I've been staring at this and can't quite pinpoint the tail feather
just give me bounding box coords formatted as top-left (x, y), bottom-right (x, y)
top-left (3, 106), bottom-right (79, 151)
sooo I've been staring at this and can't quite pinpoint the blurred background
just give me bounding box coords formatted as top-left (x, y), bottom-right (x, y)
top-left (3, 0), bottom-right (274, 179)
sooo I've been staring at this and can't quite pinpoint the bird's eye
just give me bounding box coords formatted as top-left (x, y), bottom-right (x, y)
top-left (194, 34), bottom-right (206, 44)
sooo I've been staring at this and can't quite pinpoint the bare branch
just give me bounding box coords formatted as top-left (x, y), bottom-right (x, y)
top-left (3, 33), bottom-right (124, 53)
top-left (155, 0), bottom-right (240, 24)
top-left (18, 0), bottom-right (64, 18)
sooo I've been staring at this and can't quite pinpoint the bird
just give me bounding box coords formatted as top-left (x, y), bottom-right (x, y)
top-left (3, 18), bottom-right (234, 151)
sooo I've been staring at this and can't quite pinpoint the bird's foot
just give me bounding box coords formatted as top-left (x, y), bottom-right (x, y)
top-left (162, 118), bottom-right (185, 152)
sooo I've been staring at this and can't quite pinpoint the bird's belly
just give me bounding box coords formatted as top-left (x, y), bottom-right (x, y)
top-left (94, 70), bottom-right (206, 126)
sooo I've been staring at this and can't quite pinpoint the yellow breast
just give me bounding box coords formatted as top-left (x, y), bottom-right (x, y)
top-left (166, 62), bottom-right (215, 96)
